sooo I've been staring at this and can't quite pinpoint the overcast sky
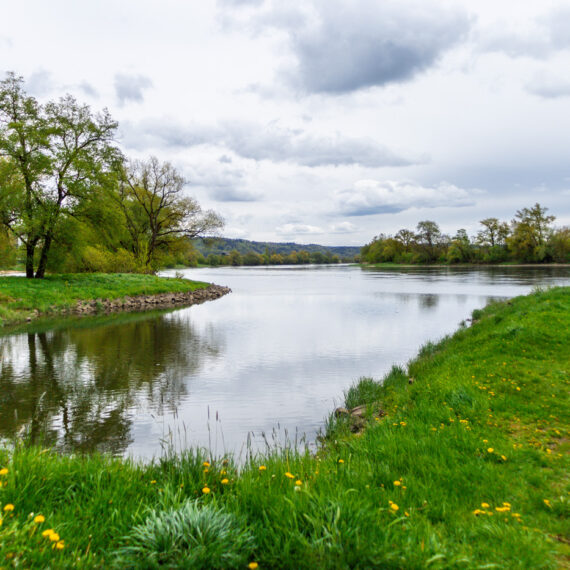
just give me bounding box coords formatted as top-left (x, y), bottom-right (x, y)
top-left (2, 0), bottom-right (569, 245)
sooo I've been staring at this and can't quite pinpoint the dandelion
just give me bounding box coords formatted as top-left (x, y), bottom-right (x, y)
top-left (34, 515), bottom-right (45, 524)
top-left (543, 499), bottom-right (551, 508)
top-left (501, 455), bottom-right (507, 461)
top-left (393, 481), bottom-right (401, 486)
top-left (295, 480), bottom-right (302, 486)
top-left (202, 487), bottom-right (211, 494)
top-left (3, 504), bottom-right (14, 512)
top-left (481, 503), bottom-right (490, 508)
top-left (150, 480), bottom-right (157, 485)
top-left (472, 509), bottom-right (485, 515)
top-left (259, 465), bottom-right (267, 471)
top-left (42, 529), bottom-right (55, 538)
top-left (390, 503), bottom-right (399, 511)
top-left (248, 563), bottom-right (259, 569)
top-left (503, 502), bottom-right (511, 507)
top-left (0, 468), bottom-right (7, 476)
top-left (284, 472), bottom-right (295, 479)
top-left (49, 533), bottom-right (60, 542)
top-left (487, 448), bottom-right (494, 453)
top-left (404, 511), bottom-right (410, 517)
top-left (55, 540), bottom-right (65, 550)
top-left (203, 462), bottom-right (210, 468)
top-left (338, 459), bottom-right (344, 464)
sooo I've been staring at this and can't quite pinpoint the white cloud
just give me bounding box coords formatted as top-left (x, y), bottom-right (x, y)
top-left (330, 222), bottom-right (357, 233)
top-left (336, 180), bottom-right (475, 216)
top-left (276, 223), bottom-right (324, 235)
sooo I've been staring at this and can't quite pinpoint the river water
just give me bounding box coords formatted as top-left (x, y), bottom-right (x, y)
top-left (0, 265), bottom-right (568, 460)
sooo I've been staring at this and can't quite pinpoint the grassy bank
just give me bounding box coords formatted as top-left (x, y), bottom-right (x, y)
top-left (0, 273), bottom-right (210, 326)
top-left (0, 287), bottom-right (568, 568)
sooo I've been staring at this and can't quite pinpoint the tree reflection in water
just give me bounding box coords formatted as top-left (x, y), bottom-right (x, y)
top-left (0, 310), bottom-right (221, 455)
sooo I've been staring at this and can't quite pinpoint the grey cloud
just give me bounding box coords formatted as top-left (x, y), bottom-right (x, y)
top-left (187, 164), bottom-right (262, 202)
top-left (121, 119), bottom-right (414, 168)
top-left (219, 154), bottom-right (233, 164)
top-left (526, 73), bottom-right (570, 98)
top-left (336, 180), bottom-right (474, 216)
top-left (330, 222), bottom-right (357, 233)
top-left (253, 1), bottom-right (471, 94)
top-left (26, 70), bottom-right (54, 96)
top-left (114, 73), bottom-right (153, 105)
top-left (78, 81), bottom-right (99, 98)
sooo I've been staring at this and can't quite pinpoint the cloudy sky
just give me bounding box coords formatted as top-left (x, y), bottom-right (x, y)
top-left (2, 0), bottom-right (569, 245)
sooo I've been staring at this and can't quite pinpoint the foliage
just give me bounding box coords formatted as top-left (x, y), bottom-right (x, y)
top-left (361, 203), bottom-right (568, 265)
top-left (0, 287), bottom-right (568, 568)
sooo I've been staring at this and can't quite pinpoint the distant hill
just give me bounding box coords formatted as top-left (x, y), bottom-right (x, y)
top-left (193, 238), bottom-right (361, 260)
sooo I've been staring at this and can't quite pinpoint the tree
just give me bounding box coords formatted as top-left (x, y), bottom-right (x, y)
top-left (117, 156), bottom-right (224, 269)
top-left (0, 72), bottom-right (119, 277)
top-left (507, 203), bottom-right (555, 262)
top-left (476, 217), bottom-right (510, 248)
top-left (415, 220), bottom-right (441, 262)
top-left (395, 228), bottom-right (415, 251)
top-left (447, 229), bottom-right (473, 263)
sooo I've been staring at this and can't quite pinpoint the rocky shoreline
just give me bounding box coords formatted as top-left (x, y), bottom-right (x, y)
top-left (65, 283), bottom-right (232, 316)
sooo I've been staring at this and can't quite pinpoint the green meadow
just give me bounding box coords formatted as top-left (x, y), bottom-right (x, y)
top-left (0, 286), bottom-right (568, 568)
top-left (0, 273), bottom-right (210, 326)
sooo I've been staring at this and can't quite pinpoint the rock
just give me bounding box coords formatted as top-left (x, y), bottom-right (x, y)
top-left (334, 407), bottom-right (350, 417)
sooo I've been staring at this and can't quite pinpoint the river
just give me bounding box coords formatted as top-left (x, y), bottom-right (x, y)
top-left (0, 265), bottom-right (568, 460)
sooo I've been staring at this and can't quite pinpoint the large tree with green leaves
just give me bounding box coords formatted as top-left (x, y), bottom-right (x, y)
top-left (507, 203), bottom-right (555, 262)
top-left (117, 156), bottom-right (224, 270)
top-left (0, 72), bottom-right (119, 277)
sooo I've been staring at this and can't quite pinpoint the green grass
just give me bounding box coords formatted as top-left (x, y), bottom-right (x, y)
top-left (0, 273), bottom-right (210, 326)
top-left (0, 287), bottom-right (568, 568)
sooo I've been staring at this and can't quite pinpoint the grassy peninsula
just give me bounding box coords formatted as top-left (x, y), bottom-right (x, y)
top-left (1, 287), bottom-right (568, 568)
top-left (0, 273), bottom-right (211, 327)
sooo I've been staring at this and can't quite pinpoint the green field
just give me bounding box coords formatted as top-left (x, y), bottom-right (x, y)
top-left (0, 273), bottom-right (210, 326)
top-left (0, 287), bottom-right (568, 568)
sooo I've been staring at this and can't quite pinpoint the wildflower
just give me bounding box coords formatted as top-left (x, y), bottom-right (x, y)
top-left (49, 532), bottom-right (60, 542)
top-left (390, 503), bottom-right (399, 511)
top-left (400, 422), bottom-right (407, 426)
top-left (472, 509), bottom-right (485, 515)
top-left (0, 518), bottom-right (2, 527)
top-left (0, 468), bottom-right (7, 476)
top-left (543, 499), bottom-right (551, 508)
top-left (150, 480), bottom-right (157, 484)
top-left (248, 563), bottom-right (259, 569)
top-left (55, 540), bottom-right (65, 550)
top-left (259, 465), bottom-right (267, 471)
top-left (34, 515), bottom-right (45, 524)
top-left (481, 503), bottom-right (490, 508)
top-left (295, 480), bottom-right (302, 486)
top-left (495, 506), bottom-right (510, 512)
top-left (404, 511), bottom-right (410, 517)
top-left (501, 455), bottom-right (507, 461)
top-left (393, 481), bottom-right (401, 486)
top-left (516, 387), bottom-right (521, 391)
top-left (487, 448), bottom-right (494, 453)
top-left (502, 502), bottom-right (511, 507)
top-left (3, 504), bottom-right (14, 512)
top-left (338, 459), bottom-right (345, 464)
top-left (202, 487), bottom-right (211, 494)
top-left (203, 462), bottom-right (210, 468)
top-left (284, 472), bottom-right (295, 479)
top-left (42, 529), bottom-right (55, 538)
top-left (221, 479), bottom-right (229, 485)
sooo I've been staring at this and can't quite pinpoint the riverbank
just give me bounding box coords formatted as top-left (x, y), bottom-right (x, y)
top-left (0, 286), bottom-right (568, 568)
top-left (0, 273), bottom-right (230, 327)
top-left (361, 262), bottom-right (569, 268)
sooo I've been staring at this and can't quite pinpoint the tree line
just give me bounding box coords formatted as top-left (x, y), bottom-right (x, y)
top-left (199, 248), bottom-right (344, 267)
top-left (360, 204), bottom-right (569, 264)
top-left (0, 73), bottom-right (223, 278)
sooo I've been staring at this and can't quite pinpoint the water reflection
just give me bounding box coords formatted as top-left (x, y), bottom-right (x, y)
top-left (0, 311), bottom-right (221, 454)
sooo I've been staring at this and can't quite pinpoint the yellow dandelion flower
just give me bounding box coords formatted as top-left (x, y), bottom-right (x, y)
top-left (55, 540), bottom-right (65, 550)
top-left (221, 478), bottom-right (229, 485)
top-left (0, 518), bottom-right (3, 527)
top-left (202, 487), bottom-right (211, 494)
top-left (404, 511), bottom-right (410, 517)
top-left (49, 533), bottom-right (60, 542)
top-left (295, 480), bottom-right (302, 486)
top-left (3, 504), bottom-right (14, 512)
top-left (501, 455), bottom-right (507, 461)
top-left (481, 502), bottom-right (490, 508)
top-left (203, 462), bottom-right (210, 468)
top-left (393, 481), bottom-right (401, 486)
top-left (487, 448), bottom-right (494, 453)
top-left (42, 529), bottom-right (55, 538)
top-left (543, 499), bottom-right (551, 508)
top-left (0, 468), bottom-right (8, 476)
top-left (258, 465), bottom-right (267, 471)
top-left (472, 509), bottom-right (485, 515)
top-left (248, 563), bottom-right (259, 569)
top-left (516, 387), bottom-right (521, 391)
top-left (34, 515), bottom-right (45, 524)
top-left (284, 472), bottom-right (295, 479)
top-left (150, 480), bottom-right (157, 485)
top-left (502, 502), bottom-right (511, 507)
top-left (338, 459), bottom-right (344, 464)
top-left (390, 503), bottom-right (399, 511)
